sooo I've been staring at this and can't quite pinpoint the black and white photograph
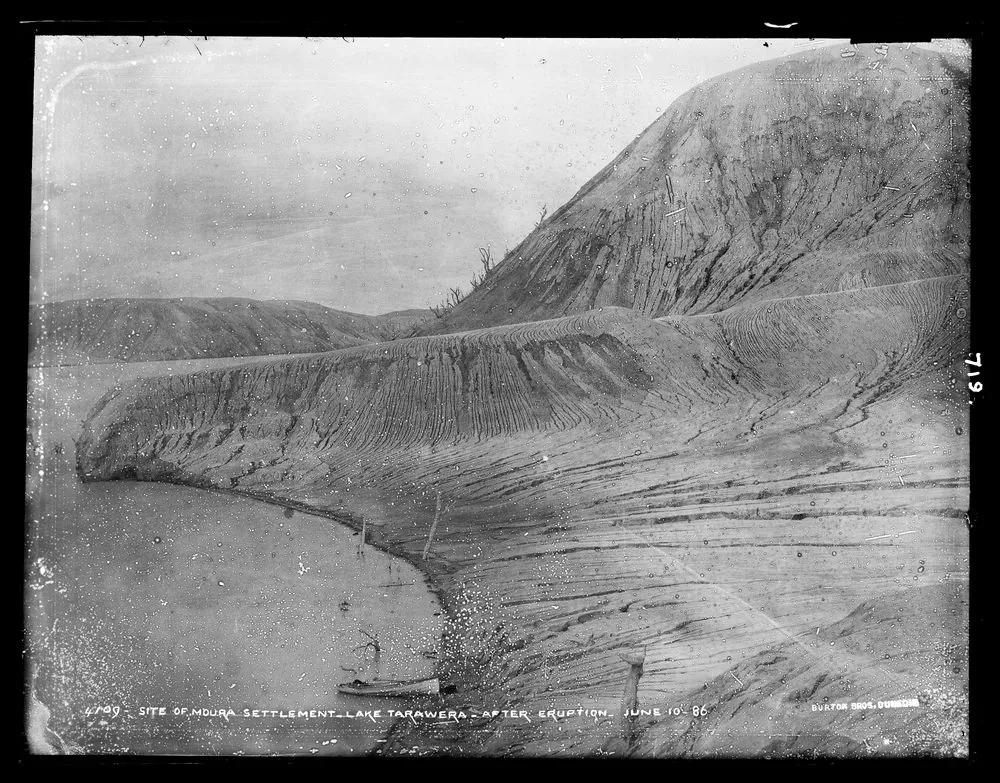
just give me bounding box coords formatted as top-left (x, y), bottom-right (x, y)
top-left (25, 29), bottom-right (974, 759)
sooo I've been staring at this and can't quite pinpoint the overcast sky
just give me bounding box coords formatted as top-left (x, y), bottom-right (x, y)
top-left (32, 36), bottom-right (870, 314)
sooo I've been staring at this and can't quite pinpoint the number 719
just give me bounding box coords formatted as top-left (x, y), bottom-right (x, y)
top-left (965, 353), bottom-right (982, 392)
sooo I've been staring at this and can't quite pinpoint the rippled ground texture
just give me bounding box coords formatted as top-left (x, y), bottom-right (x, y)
top-left (77, 276), bottom-right (970, 756)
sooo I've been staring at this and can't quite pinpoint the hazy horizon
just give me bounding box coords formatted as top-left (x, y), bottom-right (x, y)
top-left (34, 36), bottom-right (963, 315)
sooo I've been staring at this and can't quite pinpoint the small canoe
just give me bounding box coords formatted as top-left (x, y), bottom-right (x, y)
top-left (337, 677), bottom-right (440, 697)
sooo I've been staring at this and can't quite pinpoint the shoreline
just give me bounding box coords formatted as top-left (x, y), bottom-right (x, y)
top-left (113, 476), bottom-right (471, 756)
top-left (30, 357), bottom-right (466, 756)
top-left (148, 478), bottom-right (456, 617)
top-left (33, 457), bottom-right (453, 756)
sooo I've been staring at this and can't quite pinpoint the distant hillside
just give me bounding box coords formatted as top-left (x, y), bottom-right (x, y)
top-left (377, 308), bottom-right (437, 332)
top-left (28, 297), bottom-right (433, 365)
top-left (424, 44), bottom-right (969, 333)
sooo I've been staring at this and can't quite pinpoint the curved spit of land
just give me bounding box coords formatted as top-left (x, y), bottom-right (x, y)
top-left (78, 275), bottom-right (970, 756)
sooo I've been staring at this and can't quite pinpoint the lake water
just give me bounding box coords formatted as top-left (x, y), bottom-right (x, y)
top-left (26, 357), bottom-right (443, 755)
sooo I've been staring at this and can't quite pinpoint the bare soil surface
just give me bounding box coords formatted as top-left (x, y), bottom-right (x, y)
top-left (77, 276), bottom-right (970, 756)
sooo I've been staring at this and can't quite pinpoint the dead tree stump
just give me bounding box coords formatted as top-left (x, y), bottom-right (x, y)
top-left (620, 649), bottom-right (646, 747)
top-left (422, 490), bottom-right (442, 561)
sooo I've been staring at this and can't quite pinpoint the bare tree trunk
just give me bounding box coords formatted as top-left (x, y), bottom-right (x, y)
top-left (358, 516), bottom-right (367, 556)
top-left (422, 491), bottom-right (442, 561)
top-left (620, 649), bottom-right (646, 747)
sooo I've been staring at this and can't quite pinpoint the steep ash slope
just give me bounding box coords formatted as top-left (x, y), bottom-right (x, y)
top-left (77, 275), bottom-right (970, 756)
top-left (28, 297), bottom-right (429, 365)
top-left (425, 44), bottom-right (968, 333)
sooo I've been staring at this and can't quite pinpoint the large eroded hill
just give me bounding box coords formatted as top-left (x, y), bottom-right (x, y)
top-left (425, 44), bottom-right (968, 333)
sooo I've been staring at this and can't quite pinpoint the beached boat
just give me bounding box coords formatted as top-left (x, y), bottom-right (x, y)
top-left (337, 677), bottom-right (440, 697)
